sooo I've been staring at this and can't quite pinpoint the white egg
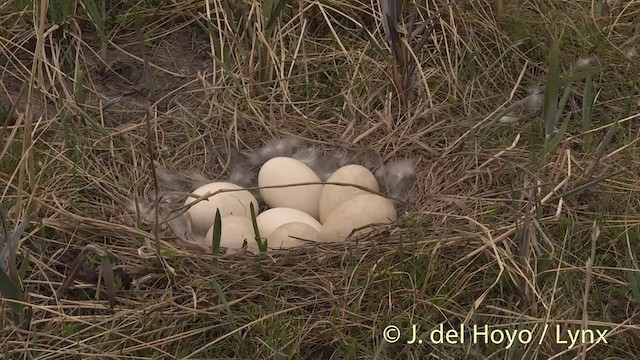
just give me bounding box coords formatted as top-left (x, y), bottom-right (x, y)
top-left (319, 194), bottom-right (398, 242)
top-left (256, 207), bottom-right (322, 238)
top-left (319, 164), bottom-right (380, 223)
top-left (184, 182), bottom-right (259, 234)
top-left (267, 222), bottom-right (319, 249)
top-left (204, 216), bottom-right (260, 253)
top-left (258, 157), bottom-right (323, 219)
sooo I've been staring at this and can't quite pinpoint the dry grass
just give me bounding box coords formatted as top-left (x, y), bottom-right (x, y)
top-left (1, 0), bottom-right (640, 358)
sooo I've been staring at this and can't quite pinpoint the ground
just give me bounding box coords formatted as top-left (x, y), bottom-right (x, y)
top-left (1, 0), bottom-right (640, 359)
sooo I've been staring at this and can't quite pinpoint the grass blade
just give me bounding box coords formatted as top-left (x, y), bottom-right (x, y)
top-left (135, 13), bottom-right (155, 101)
top-left (0, 213), bottom-right (33, 267)
top-left (385, 13), bottom-right (403, 67)
top-left (582, 74), bottom-right (594, 151)
top-left (100, 255), bottom-right (117, 309)
top-left (587, 120), bottom-right (619, 177)
top-left (249, 202), bottom-right (265, 252)
top-left (263, 0), bottom-right (274, 27)
top-left (630, 271), bottom-right (640, 304)
top-left (626, 229), bottom-right (640, 304)
top-left (211, 276), bottom-right (234, 319)
top-left (18, 249), bottom-right (30, 281)
top-left (211, 209), bottom-right (222, 253)
top-left (265, 0), bottom-right (291, 32)
top-left (562, 66), bottom-right (601, 84)
top-left (545, 113), bottom-right (571, 154)
top-left (74, 66), bottom-right (85, 105)
top-left (543, 34), bottom-right (561, 150)
top-left (623, 63), bottom-right (639, 118)
top-left (554, 83), bottom-right (573, 126)
top-left (192, 16), bottom-right (232, 72)
top-left (57, 250), bottom-right (87, 297)
top-left (0, 267), bottom-right (24, 321)
top-left (0, 212), bottom-right (32, 324)
top-left (381, 0), bottom-right (397, 49)
top-left (83, 0), bottom-right (107, 67)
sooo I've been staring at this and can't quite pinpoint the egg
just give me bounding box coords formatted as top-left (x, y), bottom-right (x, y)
top-left (258, 157), bottom-right (323, 219)
top-left (319, 164), bottom-right (380, 223)
top-left (184, 182), bottom-right (259, 234)
top-left (256, 207), bottom-right (322, 238)
top-left (319, 194), bottom-right (397, 242)
top-left (267, 222), bottom-right (319, 249)
top-left (204, 216), bottom-right (260, 253)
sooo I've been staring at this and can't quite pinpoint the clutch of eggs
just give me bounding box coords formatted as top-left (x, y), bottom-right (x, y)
top-left (183, 157), bottom-right (399, 254)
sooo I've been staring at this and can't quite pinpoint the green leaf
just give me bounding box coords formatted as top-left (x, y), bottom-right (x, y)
top-left (211, 209), bottom-right (222, 253)
top-left (265, 0), bottom-right (291, 32)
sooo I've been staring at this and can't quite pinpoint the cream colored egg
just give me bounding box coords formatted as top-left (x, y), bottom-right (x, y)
top-left (319, 194), bottom-right (397, 242)
top-left (256, 207), bottom-right (322, 238)
top-left (267, 222), bottom-right (319, 249)
top-left (204, 216), bottom-right (260, 253)
top-left (258, 157), bottom-right (323, 219)
top-left (184, 182), bottom-right (258, 234)
top-left (319, 164), bottom-right (379, 223)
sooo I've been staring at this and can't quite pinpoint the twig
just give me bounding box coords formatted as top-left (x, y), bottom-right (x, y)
top-left (560, 169), bottom-right (625, 198)
top-left (144, 109), bottom-right (160, 254)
